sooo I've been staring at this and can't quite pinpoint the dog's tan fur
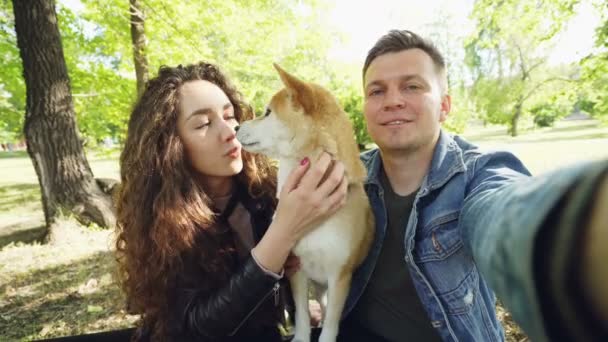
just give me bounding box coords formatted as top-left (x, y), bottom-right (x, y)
top-left (236, 64), bottom-right (374, 342)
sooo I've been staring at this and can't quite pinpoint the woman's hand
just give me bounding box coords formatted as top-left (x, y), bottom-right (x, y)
top-left (252, 152), bottom-right (348, 274)
top-left (271, 152), bottom-right (348, 244)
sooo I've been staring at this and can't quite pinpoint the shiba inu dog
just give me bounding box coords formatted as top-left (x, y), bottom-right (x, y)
top-left (236, 64), bottom-right (374, 342)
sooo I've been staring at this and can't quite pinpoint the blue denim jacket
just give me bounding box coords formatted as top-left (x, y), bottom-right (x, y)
top-left (343, 130), bottom-right (583, 341)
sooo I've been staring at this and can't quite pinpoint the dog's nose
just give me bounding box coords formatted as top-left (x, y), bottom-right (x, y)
top-left (234, 125), bottom-right (240, 132)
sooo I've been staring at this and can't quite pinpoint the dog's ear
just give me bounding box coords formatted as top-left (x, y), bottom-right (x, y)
top-left (273, 63), bottom-right (315, 114)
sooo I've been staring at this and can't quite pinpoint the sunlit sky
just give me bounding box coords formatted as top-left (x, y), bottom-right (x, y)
top-left (326, 0), bottom-right (600, 66)
top-left (60, 0), bottom-right (600, 67)
top-left (326, 0), bottom-right (474, 63)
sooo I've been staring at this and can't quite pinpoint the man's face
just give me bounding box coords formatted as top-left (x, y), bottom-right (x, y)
top-left (363, 49), bottom-right (451, 155)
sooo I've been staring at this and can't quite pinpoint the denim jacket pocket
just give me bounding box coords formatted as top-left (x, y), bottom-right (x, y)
top-left (415, 211), bottom-right (462, 262)
top-left (414, 211), bottom-right (478, 315)
top-left (436, 266), bottom-right (479, 315)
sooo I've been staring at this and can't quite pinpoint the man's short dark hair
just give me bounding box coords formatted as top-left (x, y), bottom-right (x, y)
top-left (363, 30), bottom-right (446, 82)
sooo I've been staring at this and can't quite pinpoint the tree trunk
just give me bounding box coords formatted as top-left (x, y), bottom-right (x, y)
top-left (510, 100), bottom-right (523, 137)
top-left (12, 0), bottom-right (116, 235)
top-left (130, 0), bottom-right (149, 98)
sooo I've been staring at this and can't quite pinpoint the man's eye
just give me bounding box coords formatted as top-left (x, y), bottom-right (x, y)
top-left (264, 108), bottom-right (271, 117)
top-left (368, 89), bottom-right (383, 96)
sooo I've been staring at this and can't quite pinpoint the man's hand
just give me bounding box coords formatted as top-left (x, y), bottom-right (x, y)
top-left (582, 173), bottom-right (608, 323)
top-left (309, 299), bottom-right (323, 327)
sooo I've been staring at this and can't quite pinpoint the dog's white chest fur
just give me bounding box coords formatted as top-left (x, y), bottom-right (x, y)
top-left (277, 158), bottom-right (354, 282)
top-left (293, 215), bottom-right (351, 284)
top-left (275, 157), bottom-right (372, 342)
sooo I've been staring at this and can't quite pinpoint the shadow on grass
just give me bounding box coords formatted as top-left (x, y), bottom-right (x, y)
top-left (464, 128), bottom-right (608, 144)
top-left (511, 132), bottom-right (608, 144)
top-left (0, 151), bottom-right (28, 159)
top-left (545, 122), bottom-right (601, 134)
top-left (0, 251), bottom-right (135, 341)
top-left (0, 223), bottom-right (46, 249)
top-left (461, 127), bottom-right (509, 141)
top-left (0, 183), bottom-right (40, 212)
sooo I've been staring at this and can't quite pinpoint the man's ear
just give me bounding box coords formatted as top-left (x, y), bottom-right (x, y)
top-left (273, 63), bottom-right (315, 114)
top-left (439, 94), bottom-right (451, 122)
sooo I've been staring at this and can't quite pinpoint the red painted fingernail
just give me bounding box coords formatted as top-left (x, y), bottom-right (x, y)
top-left (300, 157), bottom-right (309, 166)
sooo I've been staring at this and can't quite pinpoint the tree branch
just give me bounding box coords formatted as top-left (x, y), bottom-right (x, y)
top-left (523, 77), bottom-right (578, 102)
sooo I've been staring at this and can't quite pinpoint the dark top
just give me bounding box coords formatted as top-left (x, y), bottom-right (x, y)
top-left (350, 167), bottom-right (441, 342)
top-left (135, 184), bottom-right (292, 342)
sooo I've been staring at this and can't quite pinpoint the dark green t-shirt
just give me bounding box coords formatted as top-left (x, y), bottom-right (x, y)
top-left (351, 167), bottom-right (441, 342)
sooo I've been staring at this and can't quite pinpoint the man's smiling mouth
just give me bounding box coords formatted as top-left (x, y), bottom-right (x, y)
top-left (383, 119), bottom-right (413, 126)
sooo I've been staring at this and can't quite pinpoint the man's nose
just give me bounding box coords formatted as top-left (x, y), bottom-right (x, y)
top-left (383, 87), bottom-right (405, 110)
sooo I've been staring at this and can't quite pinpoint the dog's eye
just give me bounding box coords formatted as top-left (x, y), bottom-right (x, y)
top-left (264, 108), bottom-right (271, 117)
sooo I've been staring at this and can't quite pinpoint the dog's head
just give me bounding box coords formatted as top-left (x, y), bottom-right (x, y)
top-left (236, 64), bottom-right (366, 181)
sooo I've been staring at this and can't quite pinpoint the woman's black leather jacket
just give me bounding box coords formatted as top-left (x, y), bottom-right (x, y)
top-left (164, 189), bottom-right (293, 341)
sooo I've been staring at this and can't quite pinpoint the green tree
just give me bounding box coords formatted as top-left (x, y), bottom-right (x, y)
top-left (129, 0), bottom-right (149, 98)
top-left (0, 1), bottom-right (24, 142)
top-left (466, 0), bottom-right (580, 136)
top-left (580, 1), bottom-right (608, 122)
top-left (332, 82), bottom-right (370, 149)
top-left (12, 0), bottom-right (115, 235)
top-left (59, 0), bottom-right (338, 142)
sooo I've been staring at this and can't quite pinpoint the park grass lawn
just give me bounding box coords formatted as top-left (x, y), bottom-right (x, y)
top-left (0, 119), bottom-right (606, 340)
top-left (0, 221), bottom-right (138, 341)
top-left (461, 119), bottom-right (608, 175)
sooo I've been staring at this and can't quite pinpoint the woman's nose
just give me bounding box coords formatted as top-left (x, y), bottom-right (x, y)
top-left (219, 121), bottom-right (238, 142)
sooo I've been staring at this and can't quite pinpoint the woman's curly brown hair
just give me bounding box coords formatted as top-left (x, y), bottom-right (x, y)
top-left (115, 62), bottom-right (276, 339)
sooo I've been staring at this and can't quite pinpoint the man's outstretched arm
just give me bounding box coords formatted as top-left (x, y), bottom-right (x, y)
top-left (584, 174), bottom-right (608, 323)
top-left (461, 156), bottom-right (608, 341)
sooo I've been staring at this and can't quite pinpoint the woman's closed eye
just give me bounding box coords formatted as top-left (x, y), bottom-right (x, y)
top-left (194, 121), bottom-right (210, 129)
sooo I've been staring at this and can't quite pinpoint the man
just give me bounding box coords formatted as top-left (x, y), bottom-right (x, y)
top-left (338, 30), bottom-right (608, 342)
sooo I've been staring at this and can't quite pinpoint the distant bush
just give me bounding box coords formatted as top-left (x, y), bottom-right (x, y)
top-left (530, 103), bottom-right (565, 128)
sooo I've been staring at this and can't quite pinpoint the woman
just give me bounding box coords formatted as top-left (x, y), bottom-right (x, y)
top-left (115, 62), bottom-right (346, 341)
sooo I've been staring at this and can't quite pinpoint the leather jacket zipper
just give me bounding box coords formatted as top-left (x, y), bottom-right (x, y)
top-left (228, 282), bottom-right (280, 336)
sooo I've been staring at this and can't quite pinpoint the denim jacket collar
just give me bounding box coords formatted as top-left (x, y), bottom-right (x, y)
top-left (362, 130), bottom-right (466, 193)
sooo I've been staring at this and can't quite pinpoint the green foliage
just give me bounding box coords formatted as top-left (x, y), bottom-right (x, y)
top-left (470, 78), bottom-right (517, 125)
top-left (2, 0), bottom-right (606, 148)
top-left (0, 0), bottom-right (24, 141)
top-left (530, 103), bottom-right (565, 127)
top-left (333, 83), bottom-right (370, 148)
top-left (580, 1), bottom-right (608, 122)
top-left (465, 0), bottom-right (581, 135)
top-left (576, 97), bottom-right (596, 114)
top-left (1, 0), bottom-right (338, 145)
top-left (444, 85), bottom-right (474, 134)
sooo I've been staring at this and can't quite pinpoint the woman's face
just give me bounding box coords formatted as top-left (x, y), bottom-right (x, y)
top-left (176, 80), bottom-right (243, 186)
